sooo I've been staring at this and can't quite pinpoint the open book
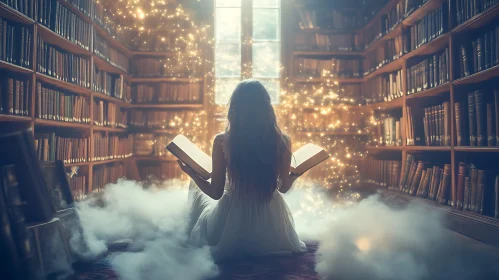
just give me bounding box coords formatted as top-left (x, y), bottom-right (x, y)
top-left (166, 135), bottom-right (329, 180)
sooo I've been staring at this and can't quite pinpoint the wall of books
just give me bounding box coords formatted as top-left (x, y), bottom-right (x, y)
top-left (0, 0), bottom-right (206, 200)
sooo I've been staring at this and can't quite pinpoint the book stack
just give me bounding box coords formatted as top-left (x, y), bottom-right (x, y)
top-left (454, 0), bottom-right (499, 27)
top-left (92, 163), bottom-right (125, 192)
top-left (0, 18), bottom-right (32, 68)
top-left (93, 33), bottom-right (129, 73)
top-left (34, 133), bottom-right (89, 163)
top-left (407, 48), bottom-right (449, 95)
top-left (296, 8), bottom-right (359, 30)
top-left (133, 57), bottom-right (202, 78)
top-left (331, 10), bottom-right (359, 30)
top-left (363, 35), bottom-right (403, 75)
top-left (372, 116), bottom-right (402, 146)
top-left (400, 154), bottom-right (452, 203)
top-left (92, 133), bottom-right (133, 161)
top-left (1, 0), bottom-right (34, 18)
top-left (134, 82), bottom-right (202, 104)
top-left (404, 2), bottom-right (447, 52)
top-left (458, 25), bottom-right (499, 79)
top-left (364, 69), bottom-right (403, 103)
top-left (93, 100), bottom-right (123, 127)
top-left (137, 162), bottom-right (180, 181)
top-left (37, 0), bottom-right (91, 51)
top-left (454, 89), bottom-right (499, 147)
top-left (37, 36), bottom-right (90, 88)
top-left (36, 82), bottom-right (90, 123)
top-left (455, 162), bottom-right (499, 217)
top-left (330, 58), bottom-right (362, 78)
top-left (364, 157), bottom-right (401, 189)
top-left (0, 74), bottom-right (31, 116)
top-left (294, 33), bottom-right (358, 52)
top-left (93, 67), bottom-right (123, 99)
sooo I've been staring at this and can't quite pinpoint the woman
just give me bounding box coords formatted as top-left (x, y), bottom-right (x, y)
top-left (178, 79), bottom-right (307, 261)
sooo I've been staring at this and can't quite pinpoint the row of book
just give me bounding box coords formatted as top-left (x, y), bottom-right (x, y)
top-left (455, 89), bottom-right (499, 147)
top-left (364, 70), bottom-right (403, 103)
top-left (294, 57), bottom-right (362, 78)
top-left (406, 48), bottom-right (449, 94)
top-left (300, 110), bottom-right (364, 133)
top-left (0, 75), bottom-right (31, 116)
top-left (94, 33), bottom-right (129, 73)
top-left (454, 0), bottom-right (499, 27)
top-left (458, 25), bottom-right (499, 79)
top-left (35, 133), bottom-right (89, 163)
top-left (133, 83), bottom-right (202, 104)
top-left (373, 116), bottom-right (402, 146)
top-left (2, 0), bottom-right (34, 18)
top-left (129, 110), bottom-right (198, 129)
top-left (456, 162), bottom-right (499, 217)
top-left (68, 170), bottom-right (87, 201)
top-left (0, 18), bottom-right (32, 68)
top-left (92, 133), bottom-right (133, 161)
top-left (400, 158), bottom-right (452, 203)
top-left (37, 36), bottom-right (91, 88)
top-left (364, 158), bottom-right (401, 188)
top-left (132, 57), bottom-right (202, 78)
top-left (363, 35), bottom-right (403, 75)
top-left (405, 102), bottom-right (451, 146)
top-left (404, 2), bottom-right (447, 52)
top-left (93, 100), bottom-right (127, 128)
top-left (133, 134), bottom-right (173, 157)
top-left (37, 0), bottom-right (92, 50)
top-left (93, 67), bottom-right (122, 98)
top-left (92, 163), bottom-right (125, 192)
top-left (36, 82), bottom-right (91, 123)
top-left (64, 0), bottom-right (92, 17)
top-left (294, 33), bottom-right (360, 52)
top-left (138, 162), bottom-right (181, 181)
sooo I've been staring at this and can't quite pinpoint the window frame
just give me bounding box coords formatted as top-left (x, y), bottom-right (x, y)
top-left (214, 0), bottom-right (281, 105)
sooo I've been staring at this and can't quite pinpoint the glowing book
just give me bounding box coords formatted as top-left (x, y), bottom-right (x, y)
top-left (290, 143), bottom-right (329, 175)
top-left (166, 135), bottom-right (329, 180)
top-left (166, 135), bottom-right (212, 180)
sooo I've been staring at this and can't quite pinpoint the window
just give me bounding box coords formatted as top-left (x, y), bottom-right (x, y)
top-left (215, 0), bottom-right (281, 104)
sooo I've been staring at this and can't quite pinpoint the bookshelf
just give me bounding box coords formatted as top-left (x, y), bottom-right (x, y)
top-left (355, 0), bottom-right (499, 243)
top-left (286, 0), bottom-right (499, 243)
top-left (0, 0), bottom-right (206, 199)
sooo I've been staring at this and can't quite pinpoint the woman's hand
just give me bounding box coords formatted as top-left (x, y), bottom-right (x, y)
top-left (177, 160), bottom-right (206, 181)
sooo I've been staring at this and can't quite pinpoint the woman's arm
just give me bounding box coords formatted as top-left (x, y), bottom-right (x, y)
top-left (278, 138), bottom-right (300, 194)
top-left (178, 134), bottom-right (226, 200)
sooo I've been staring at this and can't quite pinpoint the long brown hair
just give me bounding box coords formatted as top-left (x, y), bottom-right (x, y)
top-left (226, 79), bottom-right (289, 202)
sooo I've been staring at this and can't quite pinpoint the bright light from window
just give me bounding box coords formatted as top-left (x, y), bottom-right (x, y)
top-left (214, 0), bottom-right (280, 105)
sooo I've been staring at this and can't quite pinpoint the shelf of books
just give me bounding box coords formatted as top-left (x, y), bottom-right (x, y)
top-left (359, 0), bottom-right (499, 244)
top-left (0, 0), bottom-right (208, 199)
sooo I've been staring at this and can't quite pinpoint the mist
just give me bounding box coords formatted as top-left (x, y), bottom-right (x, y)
top-left (74, 179), bottom-right (499, 280)
top-left (75, 179), bottom-right (218, 280)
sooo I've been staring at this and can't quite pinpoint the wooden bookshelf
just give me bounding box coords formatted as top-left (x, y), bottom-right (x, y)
top-left (131, 104), bottom-right (204, 109)
top-left (132, 156), bottom-right (176, 162)
top-left (36, 73), bottom-right (92, 96)
top-left (0, 60), bottom-right (34, 74)
top-left (130, 77), bottom-right (204, 83)
top-left (354, 0), bottom-right (499, 243)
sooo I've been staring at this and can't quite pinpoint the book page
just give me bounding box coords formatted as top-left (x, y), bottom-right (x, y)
top-left (172, 135), bottom-right (212, 173)
top-left (291, 143), bottom-right (324, 168)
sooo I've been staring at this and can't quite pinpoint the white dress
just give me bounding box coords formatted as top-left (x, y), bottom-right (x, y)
top-left (187, 135), bottom-right (307, 261)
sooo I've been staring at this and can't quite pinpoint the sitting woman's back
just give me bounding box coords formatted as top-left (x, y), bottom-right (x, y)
top-left (180, 80), bottom-right (306, 261)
